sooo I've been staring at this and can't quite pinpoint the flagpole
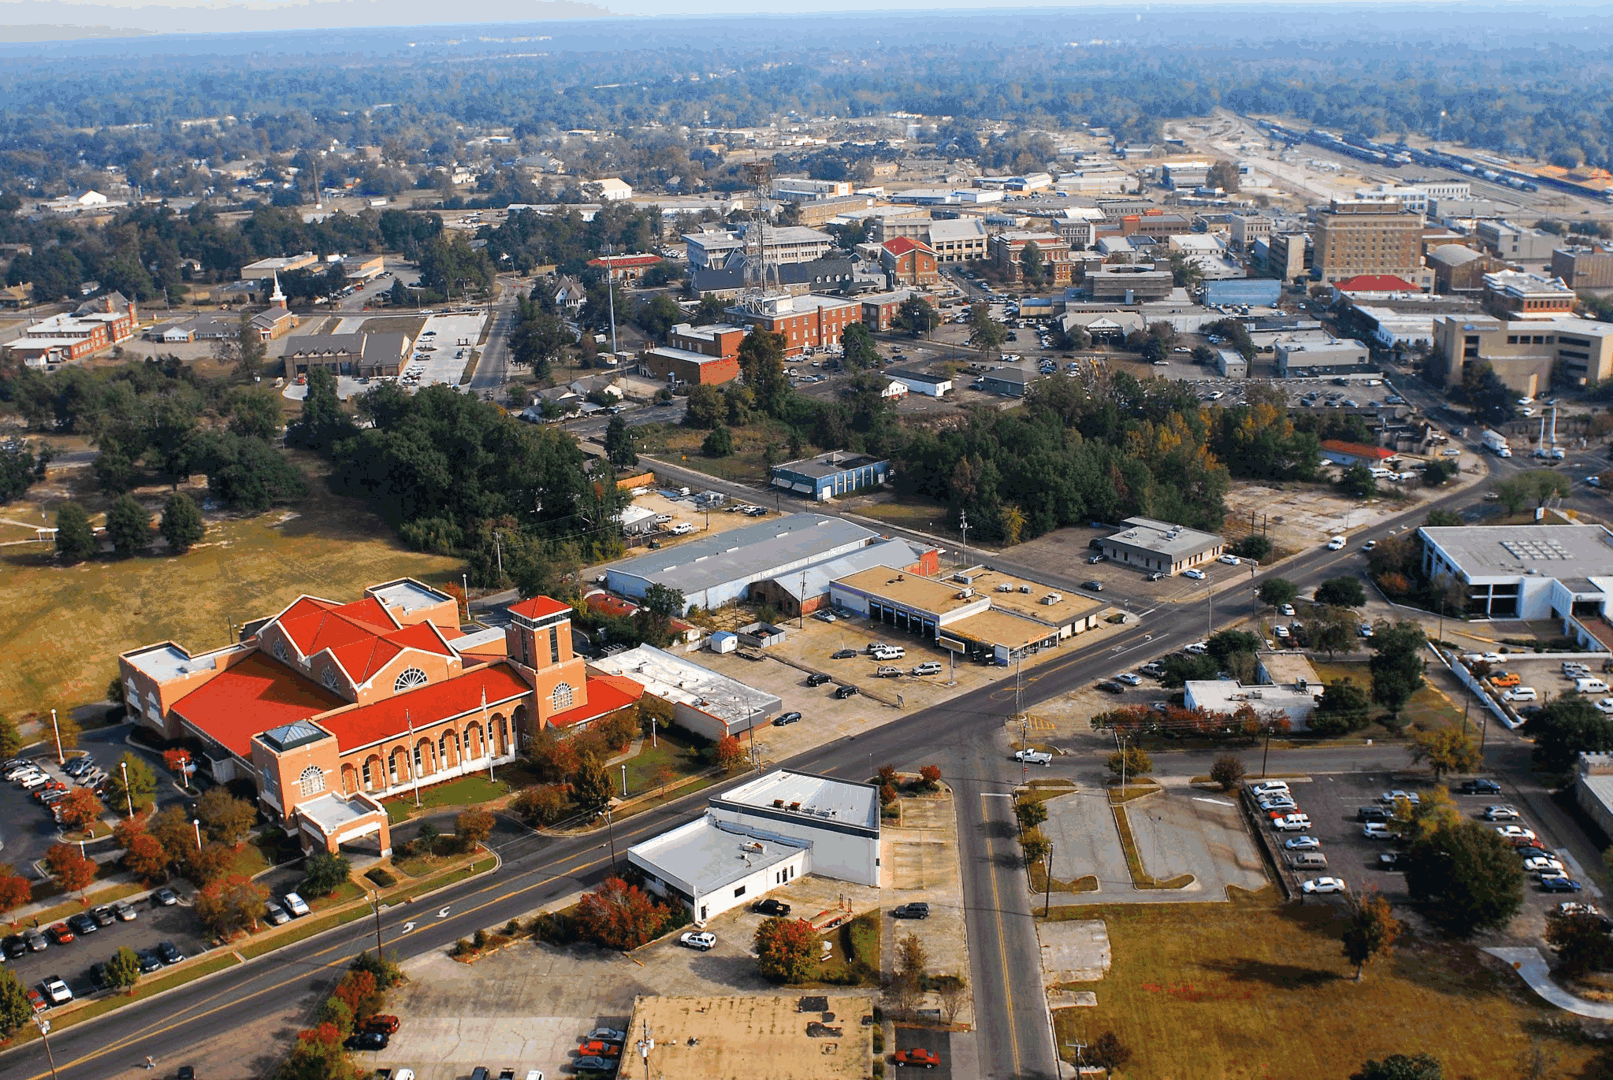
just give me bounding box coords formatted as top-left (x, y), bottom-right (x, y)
top-left (407, 710), bottom-right (421, 808)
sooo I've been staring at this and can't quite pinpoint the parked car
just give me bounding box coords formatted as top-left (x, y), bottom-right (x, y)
top-left (578, 1041), bottom-right (622, 1059)
top-left (41, 976), bottom-right (73, 1005)
top-left (1284, 836), bottom-right (1321, 851)
top-left (875, 666), bottom-right (902, 678)
top-left (1082, 580), bottom-right (1104, 592)
top-left (1459, 779), bottom-right (1503, 795)
top-left (1496, 825), bottom-right (1537, 841)
top-left (90, 905), bottom-right (117, 927)
top-left (830, 649), bottom-right (857, 660)
top-left (46, 923), bottom-right (74, 945)
top-left (1217, 554), bottom-right (1241, 565)
top-left (156, 940), bottom-right (185, 965)
top-left (679, 931), bottom-right (716, 951)
top-left (587, 1028), bottom-right (628, 1044)
top-left (1358, 806), bottom-right (1391, 822)
top-left (1271, 814), bottom-right (1312, 832)
top-left (282, 892), bottom-right (311, 917)
top-left (264, 900), bottom-right (290, 926)
top-left (23, 929), bottom-right (47, 952)
top-left (1145, 571), bottom-right (1166, 582)
top-left (573, 1057), bottom-right (618, 1075)
top-left (1525, 857), bottom-right (1567, 874)
top-left (136, 950), bottom-right (164, 974)
top-left (1181, 569), bottom-right (1205, 580)
top-left (2, 935), bottom-right (27, 959)
top-left (911, 662), bottom-right (943, 676)
top-left (1095, 680), bottom-right (1126, 695)
top-left (1300, 877), bottom-right (1347, 895)
top-left (1541, 875), bottom-right (1584, 893)
top-left (153, 888), bottom-right (180, 907)
top-left (1115, 673), bottom-right (1142, 686)
top-left (834, 685), bottom-right (858, 699)
top-left (1377, 852), bottom-right (1405, 870)
top-left (1482, 806), bottom-right (1521, 821)
top-left (344, 1031), bottom-right (389, 1051)
top-left (1362, 823), bottom-right (1396, 840)
top-left (1250, 781), bottom-right (1290, 796)
top-left (806, 673), bottom-right (832, 687)
top-left (1379, 790), bottom-right (1420, 805)
top-left (752, 899), bottom-right (792, 917)
top-left (364, 1015), bottom-right (401, 1034)
top-left (66, 913), bottom-right (97, 937)
top-left (1278, 604), bottom-right (1296, 617)
top-left (112, 900), bottom-right (137, 922)
top-left (772, 712), bottom-right (803, 727)
top-left (1258, 797), bottom-right (1297, 812)
top-left (892, 903), bottom-right (930, 920)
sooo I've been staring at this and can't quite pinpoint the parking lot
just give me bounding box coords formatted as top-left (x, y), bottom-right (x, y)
top-left (1246, 771), bottom-right (1601, 929)
top-left (3, 887), bottom-right (209, 1001)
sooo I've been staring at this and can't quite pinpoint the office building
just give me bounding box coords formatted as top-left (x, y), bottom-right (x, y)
top-left (1273, 337), bottom-right (1373, 378)
top-left (1482, 270), bottom-right (1576, 318)
top-left (1552, 246), bottom-right (1613, 290)
top-left (726, 293), bottom-right (862, 357)
top-left (1476, 221), bottom-right (1559, 262)
top-left (1431, 314), bottom-right (1613, 393)
top-left (1312, 200), bottom-right (1424, 284)
top-left (683, 224), bottom-right (836, 269)
top-left (588, 645), bottom-right (780, 743)
top-left (769, 452), bottom-right (893, 502)
top-left (1095, 517), bottom-right (1224, 575)
top-left (1085, 263), bottom-right (1174, 304)
top-left (988, 231), bottom-right (1073, 285)
top-left (1418, 523), bottom-right (1613, 622)
top-left (925, 218), bottom-right (988, 262)
top-left (640, 323), bottom-right (745, 387)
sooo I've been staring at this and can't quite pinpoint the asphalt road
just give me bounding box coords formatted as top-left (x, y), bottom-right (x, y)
top-left (467, 283), bottom-right (517, 399)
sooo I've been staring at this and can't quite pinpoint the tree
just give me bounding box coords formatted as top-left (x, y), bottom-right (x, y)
top-left (702, 424), bottom-right (734, 457)
top-left (896, 931), bottom-right (929, 1001)
top-left (56, 787), bottom-right (103, 832)
top-left (287, 367), bottom-right (354, 455)
top-left (55, 501), bottom-right (97, 561)
top-left (1015, 798), bottom-right (1048, 828)
top-left (123, 832), bottom-right (170, 885)
top-left (456, 808), bottom-right (496, 848)
top-left (513, 784), bottom-right (569, 826)
top-left (159, 492), bottom-right (206, 554)
top-left (683, 383), bottom-right (724, 429)
top-left (603, 416), bottom-right (637, 468)
top-left (226, 385), bottom-right (282, 441)
top-left (574, 877), bottom-right (672, 950)
top-left (1257, 578), bottom-right (1298, 609)
top-left (1019, 241), bottom-right (1046, 287)
top-left (0, 715), bottom-right (18, 761)
top-left (106, 945), bottom-right (142, 991)
top-left (967, 302), bottom-right (1007, 361)
top-left (570, 763), bottom-right (614, 817)
top-left (1089, 1031), bottom-right (1133, 1077)
top-left (1351, 1054), bottom-right (1443, 1080)
top-left (1341, 890), bottom-right (1401, 979)
top-left (302, 851), bottom-right (352, 897)
top-left (1206, 159), bottom-right (1241, 193)
top-left (277, 1022), bottom-right (364, 1080)
top-left (1209, 754), bottom-right (1246, 792)
top-left (754, 916), bottom-right (819, 983)
top-left (196, 875), bottom-right (269, 938)
top-left (715, 734), bottom-right (746, 771)
top-left (316, 996), bottom-right (355, 1039)
top-left (1404, 819), bottom-right (1523, 936)
top-left (1525, 695), bottom-right (1613, 773)
top-left (1338, 464), bottom-right (1378, 499)
top-left (918, 764), bottom-right (943, 791)
top-left (197, 789), bottom-right (256, 846)
top-left (110, 752), bottom-right (158, 814)
top-left (896, 296), bottom-right (940, 336)
top-left (1421, 462), bottom-right (1458, 489)
top-left (736, 329), bottom-right (791, 418)
top-left (1206, 629), bottom-right (1262, 666)
top-left (0, 969), bottom-right (31, 1042)
top-left (1106, 745), bottom-right (1152, 778)
top-left (1546, 910), bottom-right (1613, 976)
top-left (1369, 620), bottom-right (1427, 720)
top-left (44, 842), bottom-right (96, 899)
top-left (104, 494), bottom-right (152, 556)
top-left (1308, 605), bottom-right (1359, 659)
top-left (1315, 576), bottom-right (1366, 607)
top-left (841, 322), bottom-right (880, 370)
top-left (1311, 678), bottom-right (1373, 736)
top-left (0, 864), bottom-right (31, 921)
top-left (1409, 728), bottom-right (1482, 781)
top-left (185, 842), bottom-right (234, 886)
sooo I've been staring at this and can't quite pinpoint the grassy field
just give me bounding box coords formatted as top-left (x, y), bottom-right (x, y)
top-left (1049, 895), bottom-right (1601, 1079)
top-left (639, 420), bottom-right (797, 487)
top-left (359, 315), bottom-right (428, 340)
top-left (1310, 661), bottom-right (1466, 733)
top-left (384, 775), bottom-right (512, 824)
top-left (0, 482), bottom-right (462, 719)
top-left (623, 729), bottom-right (706, 796)
top-left (853, 497), bottom-right (953, 537)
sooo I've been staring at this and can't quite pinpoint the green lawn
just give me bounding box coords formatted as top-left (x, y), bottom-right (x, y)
top-left (622, 730), bottom-right (706, 797)
top-left (383, 775), bottom-right (512, 824)
top-left (1047, 895), bottom-right (1601, 1080)
top-left (226, 842), bottom-right (271, 880)
top-left (1309, 661), bottom-right (1467, 734)
top-left (852, 498), bottom-right (952, 536)
top-left (0, 478), bottom-right (462, 719)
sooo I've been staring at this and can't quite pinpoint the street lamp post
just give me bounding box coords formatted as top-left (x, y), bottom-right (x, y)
top-left (1043, 841), bottom-right (1055, 916)
top-left (119, 759), bottom-right (134, 817)
top-left (192, 818), bottom-right (202, 852)
top-left (50, 708), bottom-right (64, 765)
top-left (604, 806), bottom-right (617, 873)
top-left (34, 1016), bottom-right (59, 1080)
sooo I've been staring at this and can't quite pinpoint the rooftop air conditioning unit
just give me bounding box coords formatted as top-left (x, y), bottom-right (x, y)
top-left (1020, 584), bottom-right (1032, 593)
top-left (996, 583), bottom-right (1014, 592)
top-left (773, 799), bottom-right (786, 808)
top-left (957, 588), bottom-right (974, 599)
top-left (742, 841), bottom-right (767, 854)
top-left (1042, 592), bottom-right (1062, 604)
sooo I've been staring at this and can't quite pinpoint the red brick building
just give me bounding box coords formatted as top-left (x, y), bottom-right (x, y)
top-left (880, 237), bottom-right (939, 286)
top-left (641, 322), bottom-right (746, 386)
top-left (586, 253), bottom-right (664, 282)
top-left (861, 290), bottom-right (933, 332)
top-left (729, 295), bottom-right (862, 357)
top-left (988, 231), bottom-right (1074, 285)
top-left (3, 292), bottom-right (139, 364)
top-left (118, 581), bottom-right (640, 857)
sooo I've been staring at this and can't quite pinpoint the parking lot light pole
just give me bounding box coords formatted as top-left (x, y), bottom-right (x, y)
top-left (192, 819), bottom-right (202, 852)
top-left (119, 760), bottom-right (134, 817)
top-left (1044, 842), bottom-right (1055, 916)
top-left (50, 708), bottom-right (64, 765)
top-left (34, 1016), bottom-right (59, 1080)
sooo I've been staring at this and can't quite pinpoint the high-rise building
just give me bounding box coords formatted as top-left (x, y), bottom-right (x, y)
top-left (1311, 200), bottom-right (1424, 284)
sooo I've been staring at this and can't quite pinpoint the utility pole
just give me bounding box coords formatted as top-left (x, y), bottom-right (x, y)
top-left (636, 1019), bottom-right (654, 1080)
top-left (368, 887), bottom-right (385, 959)
top-left (119, 759), bottom-right (134, 817)
top-left (605, 805), bottom-right (618, 872)
top-left (1044, 841), bottom-right (1055, 916)
top-left (407, 711), bottom-right (421, 809)
top-left (958, 510), bottom-right (969, 568)
top-left (605, 244), bottom-right (619, 358)
top-left (50, 708), bottom-right (64, 765)
top-left (1261, 723), bottom-right (1273, 779)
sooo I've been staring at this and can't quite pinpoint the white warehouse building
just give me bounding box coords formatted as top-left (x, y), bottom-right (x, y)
top-left (628, 770), bottom-right (882, 924)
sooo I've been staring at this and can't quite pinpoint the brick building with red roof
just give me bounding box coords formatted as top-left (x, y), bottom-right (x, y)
top-left (880, 237), bottom-right (939, 286)
top-left (119, 579), bottom-right (639, 857)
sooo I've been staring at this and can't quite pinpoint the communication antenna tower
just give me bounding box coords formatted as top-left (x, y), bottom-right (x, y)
top-left (739, 162), bottom-right (782, 312)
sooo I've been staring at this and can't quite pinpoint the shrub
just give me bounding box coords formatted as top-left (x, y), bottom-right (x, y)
top-left (1209, 755), bottom-right (1246, 792)
top-left (365, 868), bottom-right (398, 889)
top-left (472, 928), bottom-right (489, 949)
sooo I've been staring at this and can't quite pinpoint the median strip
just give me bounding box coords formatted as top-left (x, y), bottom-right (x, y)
top-left (1112, 804), bottom-right (1195, 891)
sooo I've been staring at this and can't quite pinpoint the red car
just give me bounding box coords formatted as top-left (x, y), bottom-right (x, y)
top-left (33, 781), bottom-right (66, 799)
top-left (578, 1041), bottom-right (622, 1058)
top-left (26, 988), bottom-right (46, 1013)
top-left (364, 1015), bottom-right (400, 1035)
top-left (46, 923), bottom-right (74, 945)
top-left (894, 1049), bottom-right (940, 1068)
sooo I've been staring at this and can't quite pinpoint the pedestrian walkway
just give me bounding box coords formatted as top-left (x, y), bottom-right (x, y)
top-left (1484, 946), bottom-right (1613, 1019)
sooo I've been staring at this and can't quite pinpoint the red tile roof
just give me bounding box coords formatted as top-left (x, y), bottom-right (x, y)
top-left (587, 254), bottom-right (663, 270)
top-left (317, 663), bottom-right (532, 752)
top-left (1333, 275), bottom-right (1419, 293)
top-left (1321, 439), bottom-right (1395, 461)
top-left (171, 653), bottom-right (344, 759)
top-left (881, 237), bottom-right (934, 257)
top-left (584, 591), bottom-right (637, 618)
top-left (549, 675), bottom-right (643, 729)
top-left (271, 595), bottom-right (454, 685)
top-left (509, 596), bottom-right (572, 621)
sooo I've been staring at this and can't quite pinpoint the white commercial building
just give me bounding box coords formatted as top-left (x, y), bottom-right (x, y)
top-left (683, 224), bottom-right (836, 269)
top-left (1418, 524), bottom-right (1613, 624)
top-left (589, 645), bottom-right (781, 743)
top-left (1183, 680), bottom-right (1322, 732)
top-left (628, 769), bottom-right (881, 923)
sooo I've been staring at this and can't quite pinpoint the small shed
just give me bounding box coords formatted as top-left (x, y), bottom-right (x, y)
top-left (708, 631), bottom-right (739, 655)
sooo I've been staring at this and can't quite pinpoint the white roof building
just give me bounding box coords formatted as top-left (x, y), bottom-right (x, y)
top-left (588, 645), bottom-right (781, 743)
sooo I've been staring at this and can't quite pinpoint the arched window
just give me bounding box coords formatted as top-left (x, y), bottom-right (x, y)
top-left (321, 666), bottom-right (340, 691)
top-left (298, 765), bottom-right (325, 798)
top-left (551, 682), bottom-right (573, 711)
top-left (272, 638), bottom-right (289, 663)
top-left (394, 667), bottom-right (428, 693)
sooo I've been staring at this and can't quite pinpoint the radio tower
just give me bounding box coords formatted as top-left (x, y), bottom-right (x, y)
top-left (739, 162), bottom-right (783, 314)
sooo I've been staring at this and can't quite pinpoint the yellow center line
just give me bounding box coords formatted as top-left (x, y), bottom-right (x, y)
top-left (979, 793), bottom-right (1023, 1077)
top-left (26, 842), bottom-right (629, 1080)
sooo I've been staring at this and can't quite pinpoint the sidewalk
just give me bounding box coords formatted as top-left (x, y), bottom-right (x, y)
top-left (1484, 946), bottom-right (1613, 1019)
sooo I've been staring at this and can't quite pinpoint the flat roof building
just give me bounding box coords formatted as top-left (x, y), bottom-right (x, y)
top-left (1551, 246), bottom-right (1613, 290)
top-left (769, 452), bottom-right (892, 502)
top-left (1183, 680), bottom-right (1321, 732)
top-left (628, 815), bottom-right (809, 924)
top-left (1097, 516), bottom-right (1225, 575)
top-left (1273, 337), bottom-right (1373, 378)
top-left (603, 512), bottom-right (878, 611)
top-left (588, 645), bottom-right (781, 743)
top-left (749, 538), bottom-right (937, 618)
top-left (1431, 314), bottom-right (1613, 393)
top-left (1418, 523), bottom-right (1613, 623)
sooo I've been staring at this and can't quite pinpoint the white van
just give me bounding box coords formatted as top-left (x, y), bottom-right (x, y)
top-left (1288, 852), bottom-right (1328, 870)
top-left (1576, 677), bottom-right (1611, 695)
